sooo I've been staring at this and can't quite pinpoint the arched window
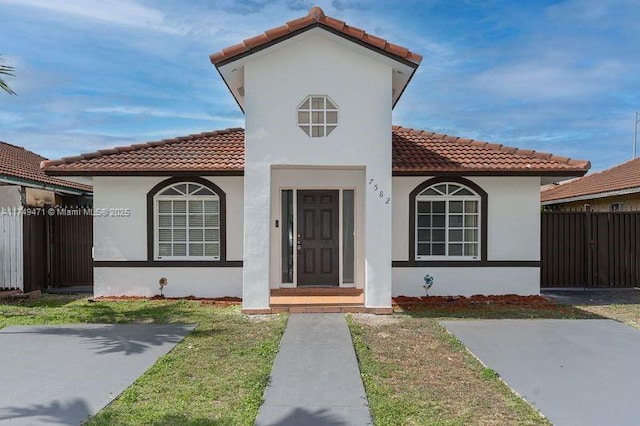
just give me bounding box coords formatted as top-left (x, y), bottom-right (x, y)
top-left (409, 178), bottom-right (487, 262)
top-left (148, 178), bottom-right (226, 261)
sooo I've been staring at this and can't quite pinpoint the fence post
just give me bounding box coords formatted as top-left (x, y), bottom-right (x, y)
top-left (586, 209), bottom-right (593, 289)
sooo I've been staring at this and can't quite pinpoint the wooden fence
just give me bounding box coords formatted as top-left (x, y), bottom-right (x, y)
top-left (21, 210), bottom-right (93, 292)
top-left (541, 211), bottom-right (640, 288)
top-left (0, 212), bottom-right (24, 290)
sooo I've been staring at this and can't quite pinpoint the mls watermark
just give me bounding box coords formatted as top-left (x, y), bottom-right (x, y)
top-left (0, 207), bottom-right (131, 217)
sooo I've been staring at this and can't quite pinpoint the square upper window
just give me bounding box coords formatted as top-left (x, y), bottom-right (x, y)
top-left (297, 95), bottom-right (338, 137)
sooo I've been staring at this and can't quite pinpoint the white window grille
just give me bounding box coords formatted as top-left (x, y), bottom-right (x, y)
top-left (155, 182), bottom-right (220, 260)
top-left (297, 95), bottom-right (338, 137)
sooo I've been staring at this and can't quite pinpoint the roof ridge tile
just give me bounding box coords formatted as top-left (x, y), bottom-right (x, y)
top-left (209, 6), bottom-right (421, 66)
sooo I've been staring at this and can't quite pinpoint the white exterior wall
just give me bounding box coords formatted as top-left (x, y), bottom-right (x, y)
top-left (392, 268), bottom-right (539, 297)
top-left (392, 176), bottom-right (541, 296)
top-left (242, 29), bottom-right (394, 309)
top-left (94, 268), bottom-right (242, 298)
top-left (92, 176), bottom-right (243, 297)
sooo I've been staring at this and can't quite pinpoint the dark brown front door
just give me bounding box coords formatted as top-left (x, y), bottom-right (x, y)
top-left (297, 190), bottom-right (339, 286)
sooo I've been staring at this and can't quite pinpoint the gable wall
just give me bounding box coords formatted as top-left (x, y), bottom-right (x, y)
top-left (243, 28), bottom-right (393, 167)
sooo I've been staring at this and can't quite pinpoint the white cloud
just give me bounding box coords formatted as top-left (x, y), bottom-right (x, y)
top-left (0, 0), bottom-right (182, 34)
top-left (470, 57), bottom-right (629, 101)
top-left (85, 105), bottom-right (223, 121)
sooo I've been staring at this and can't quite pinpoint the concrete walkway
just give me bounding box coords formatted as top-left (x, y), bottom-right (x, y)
top-left (0, 324), bottom-right (194, 425)
top-left (256, 314), bottom-right (372, 426)
top-left (442, 319), bottom-right (640, 426)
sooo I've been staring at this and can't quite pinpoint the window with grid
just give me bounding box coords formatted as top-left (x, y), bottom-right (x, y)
top-left (415, 183), bottom-right (480, 260)
top-left (155, 182), bottom-right (220, 260)
top-left (297, 95), bottom-right (338, 137)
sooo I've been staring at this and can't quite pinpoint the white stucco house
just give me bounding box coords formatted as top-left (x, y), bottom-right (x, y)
top-left (42, 7), bottom-right (589, 313)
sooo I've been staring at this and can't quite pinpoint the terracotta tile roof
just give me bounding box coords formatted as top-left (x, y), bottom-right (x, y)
top-left (0, 141), bottom-right (92, 192)
top-left (41, 128), bottom-right (245, 175)
top-left (541, 157), bottom-right (640, 203)
top-left (392, 126), bottom-right (590, 175)
top-left (42, 127), bottom-right (590, 177)
top-left (209, 6), bottom-right (422, 66)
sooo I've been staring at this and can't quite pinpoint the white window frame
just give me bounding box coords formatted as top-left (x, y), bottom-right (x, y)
top-left (415, 183), bottom-right (481, 261)
top-left (297, 95), bottom-right (339, 138)
top-left (154, 182), bottom-right (221, 261)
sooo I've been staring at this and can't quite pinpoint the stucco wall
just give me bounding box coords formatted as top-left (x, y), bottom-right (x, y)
top-left (94, 267), bottom-right (242, 298)
top-left (393, 267), bottom-right (539, 297)
top-left (93, 176), bottom-right (243, 261)
top-left (92, 176), bottom-right (244, 297)
top-left (392, 176), bottom-right (541, 296)
top-left (392, 176), bottom-right (541, 261)
top-left (242, 28), bottom-right (394, 308)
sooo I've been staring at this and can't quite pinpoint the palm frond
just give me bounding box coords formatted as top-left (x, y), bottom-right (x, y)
top-left (0, 55), bottom-right (16, 95)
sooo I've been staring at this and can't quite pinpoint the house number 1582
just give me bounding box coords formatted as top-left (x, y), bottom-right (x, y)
top-left (368, 178), bottom-right (391, 205)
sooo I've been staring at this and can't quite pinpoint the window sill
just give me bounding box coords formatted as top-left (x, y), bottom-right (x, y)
top-left (155, 257), bottom-right (221, 261)
top-left (94, 260), bottom-right (242, 267)
top-left (415, 256), bottom-right (480, 261)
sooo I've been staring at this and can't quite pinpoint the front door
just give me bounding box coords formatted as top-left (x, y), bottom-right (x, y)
top-left (297, 190), bottom-right (339, 286)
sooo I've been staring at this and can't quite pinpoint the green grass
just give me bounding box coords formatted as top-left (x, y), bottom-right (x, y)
top-left (0, 295), bottom-right (287, 425)
top-left (346, 301), bottom-right (606, 426)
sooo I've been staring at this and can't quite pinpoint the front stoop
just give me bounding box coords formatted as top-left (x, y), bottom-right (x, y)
top-left (241, 288), bottom-right (393, 315)
top-left (242, 306), bottom-right (393, 314)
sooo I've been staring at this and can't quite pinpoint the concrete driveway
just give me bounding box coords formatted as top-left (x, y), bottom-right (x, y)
top-left (543, 288), bottom-right (640, 306)
top-left (441, 319), bottom-right (640, 426)
top-left (0, 324), bottom-right (194, 425)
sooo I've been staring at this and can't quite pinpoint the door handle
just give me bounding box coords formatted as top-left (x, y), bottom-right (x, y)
top-left (297, 234), bottom-right (302, 251)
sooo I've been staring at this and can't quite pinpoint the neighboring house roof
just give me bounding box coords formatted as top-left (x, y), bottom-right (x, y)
top-left (209, 6), bottom-right (422, 66)
top-left (42, 127), bottom-right (590, 177)
top-left (0, 141), bottom-right (92, 193)
top-left (541, 157), bottom-right (640, 204)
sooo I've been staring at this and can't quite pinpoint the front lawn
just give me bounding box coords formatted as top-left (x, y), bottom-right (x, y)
top-left (348, 302), bottom-right (601, 425)
top-left (0, 295), bottom-right (287, 425)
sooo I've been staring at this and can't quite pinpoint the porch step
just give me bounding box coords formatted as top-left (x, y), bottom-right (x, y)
top-left (242, 288), bottom-right (391, 314)
top-left (270, 294), bottom-right (364, 307)
top-left (243, 306), bottom-right (393, 315)
top-left (270, 288), bottom-right (363, 296)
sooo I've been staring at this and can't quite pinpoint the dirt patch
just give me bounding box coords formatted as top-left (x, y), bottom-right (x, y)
top-left (92, 295), bottom-right (242, 307)
top-left (349, 313), bottom-right (402, 326)
top-left (393, 294), bottom-right (553, 311)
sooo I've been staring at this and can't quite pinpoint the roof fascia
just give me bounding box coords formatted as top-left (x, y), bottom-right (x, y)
top-left (541, 186), bottom-right (640, 205)
top-left (0, 175), bottom-right (90, 195)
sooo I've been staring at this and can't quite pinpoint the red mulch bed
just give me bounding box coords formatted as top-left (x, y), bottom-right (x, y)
top-left (392, 294), bottom-right (554, 310)
top-left (91, 295), bottom-right (242, 306)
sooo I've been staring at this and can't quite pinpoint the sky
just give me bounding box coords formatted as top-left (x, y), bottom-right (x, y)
top-left (1, 0), bottom-right (639, 173)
